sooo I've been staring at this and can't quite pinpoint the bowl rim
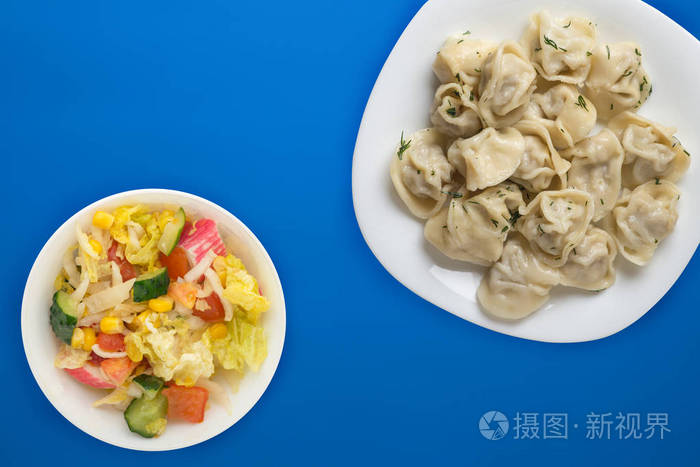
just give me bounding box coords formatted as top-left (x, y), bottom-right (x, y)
top-left (21, 188), bottom-right (286, 451)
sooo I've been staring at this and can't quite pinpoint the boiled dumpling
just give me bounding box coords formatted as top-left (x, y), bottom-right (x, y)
top-left (433, 35), bottom-right (497, 89)
top-left (510, 120), bottom-right (570, 193)
top-left (430, 82), bottom-right (483, 138)
top-left (608, 111), bottom-right (690, 188)
top-left (516, 189), bottom-right (594, 266)
top-left (477, 234), bottom-right (560, 319)
top-left (478, 41), bottom-right (537, 128)
top-left (584, 42), bottom-right (651, 121)
top-left (424, 183), bottom-right (524, 265)
top-left (522, 10), bottom-right (596, 84)
top-left (561, 129), bottom-right (624, 221)
top-left (559, 226), bottom-right (617, 291)
top-left (524, 84), bottom-right (597, 149)
top-left (447, 127), bottom-right (525, 191)
top-left (599, 180), bottom-right (680, 266)
top-left (390, 128), bottom-right (458, 219)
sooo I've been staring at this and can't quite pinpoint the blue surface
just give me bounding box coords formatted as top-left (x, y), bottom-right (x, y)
top-left (3, 0), bottom-right (699, 465)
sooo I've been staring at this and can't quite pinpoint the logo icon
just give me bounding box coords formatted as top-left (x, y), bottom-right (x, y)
top-left (479, 411), bottom-right (509, 440)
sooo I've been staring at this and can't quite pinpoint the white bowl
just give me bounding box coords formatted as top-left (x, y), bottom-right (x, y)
top-left (352, 0), bottom-right (700, 342)
top-left (21, 189), bottom-right (286, 451)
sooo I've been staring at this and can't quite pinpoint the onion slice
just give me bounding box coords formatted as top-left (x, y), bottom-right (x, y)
top-left (84, 278), bottom-right (136, 313)
top-left (71, 275), bottom-right (90, 303)
top-left (183, 249), bottom-right (217, 283)
top-left (91, 344), bottom-right (127, 359)
top-left (111, 261), bottom-right (122, 286)
top-left (196, 378), bottom-right (232, 415)
top-left (63, 248), bottom-right (81, 288)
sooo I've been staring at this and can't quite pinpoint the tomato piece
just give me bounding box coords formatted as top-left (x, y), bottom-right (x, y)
top-left (119, 261), bottom-right (137, 281)
top-left (88, 352), bottom-right (105, 366)
top-left (100, 357), bottom-right (137, 386)
top-left (159, 246), bottom-right (189, 280)
top-left (162, 385), bottom-right (209, 423)
top-left (168, 282), bottom-right (198, 309)
top-left (107, 242), bottom-right (137, 281)
top-left (107, 240), bottom-right (119, 261)
top-left (96, 332), bottom-right (125, 352)
top-left (193, 293), bottom-right (225, 322)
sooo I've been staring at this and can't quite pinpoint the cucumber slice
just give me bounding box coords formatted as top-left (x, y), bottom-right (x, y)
top-left (124, 393), bottom-right (168, 438)
top-left (158, 207), bottom-right (186, 256)
top-left (133, 374), bottom-right (165, 400)
top-left (132, 268), bottom-right (170, 302)
top-left (50, 291), bottom-right (79, 344)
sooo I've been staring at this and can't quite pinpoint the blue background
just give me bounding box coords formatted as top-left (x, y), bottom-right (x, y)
top-left (3, 0), bottom-right (698, 465)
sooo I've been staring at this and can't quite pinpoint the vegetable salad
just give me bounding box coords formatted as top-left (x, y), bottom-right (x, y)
top-left (51, 205), bottom-right (269, 438)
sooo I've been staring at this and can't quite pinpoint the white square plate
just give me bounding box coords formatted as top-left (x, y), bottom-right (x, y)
top-left (352, 0), bottom-right (699, 342)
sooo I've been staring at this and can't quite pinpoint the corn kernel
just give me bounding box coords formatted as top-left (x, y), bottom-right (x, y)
top-left (148, 296), bottom-right (174, 313)
top-left (209, 323), bottom-right (228, 340)
top-left (82, 327), bottom-right (96, 352)
top-left (158, 210), bottom-right (174, 231)
top-left (92, 211), bottom-right (115, 230)
top-left (125, 339), bottom-right (143, 363)
top-left (100, 316), bottom-right (124, 334)
top-left (88, 238), bottom-right (103, 255)
top-left (70, 327), bottom-right (85, 349)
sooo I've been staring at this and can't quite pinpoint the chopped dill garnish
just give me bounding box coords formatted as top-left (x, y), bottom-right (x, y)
top-left (508, 210), bottom-right (521, 225)
top-left (575, 95), bottom-right (588, 111)
top-left (397, 131), bottom-right (411, 160)
top-left (543, 35), bottom-right (566, 51)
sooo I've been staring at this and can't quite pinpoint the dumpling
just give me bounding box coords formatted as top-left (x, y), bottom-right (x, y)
top-left (608, 111), bottom-right (690, 187)
top-left (559, 227), bottom-right (617, 291)
top-left (433, 35), bottom-right (497, 88)
top-left (510, 120), bottom-right (570, 193)
top-left (516, 189), bottom-right (594, 266)
top-left (447, 127), bottom-right (524, 191)
top-left (477, 234), bottom-right (560, 320)
top-left (430, 82), bottom-right (483, 138)
top-left (521, 10), bottom-right (596, 84)
top-left (390, 128), bottom-right (457, 219)
top-left (478, 41), bottom-right (537, 128)
top-left (561, 129), bottom-right (624, 221)
top-left (524, 84), bottom-right (597, 149)
top-left (424, 182), bottom-right (524, 265)
top-left (599, 180), bottom-right (680, 266)
top-left (584, 42), bottom-right (651, 121)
